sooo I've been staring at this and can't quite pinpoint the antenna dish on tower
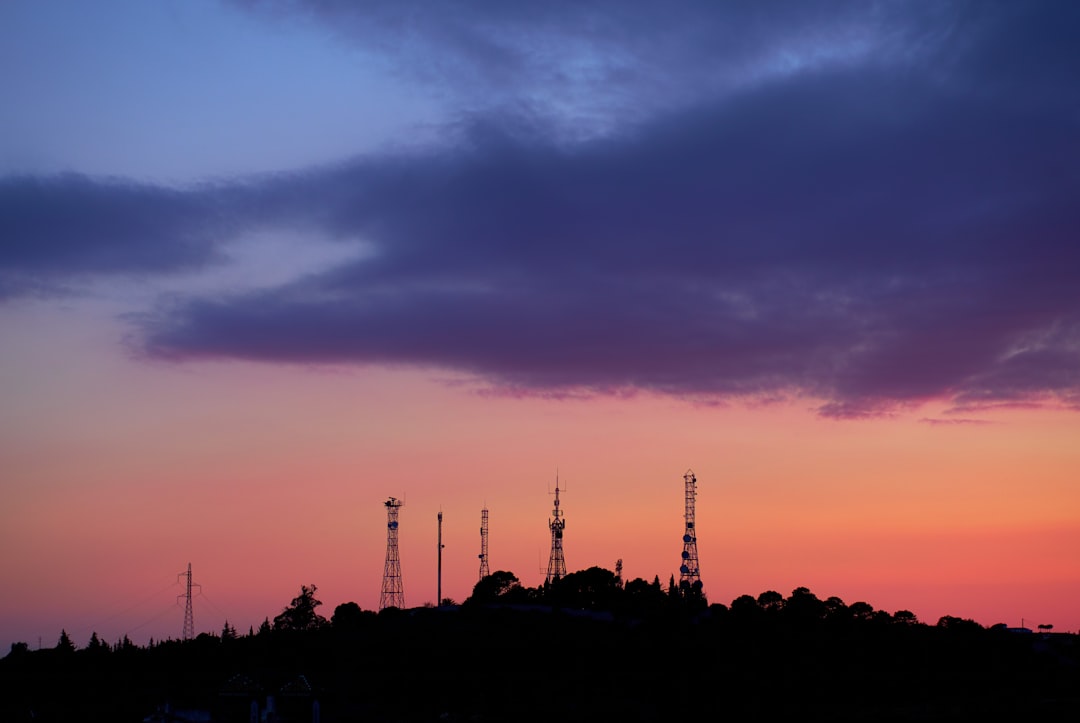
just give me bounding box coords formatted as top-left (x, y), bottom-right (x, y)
top-left (380, 497), bottom-right (405, 610)
top-left (678, 469), bottom-right (703, 595)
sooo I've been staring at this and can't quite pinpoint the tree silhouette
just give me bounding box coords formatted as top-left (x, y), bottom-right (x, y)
top-left (553, 566), bottom-right (620, 610)
top-left (86, 632), bottom-right (108, 655)
top-left (331, 601), bottom-right (366, 629)
top-left (468, 571), bottom-right (523, 604)
top-left (757, 590), bottom-right (784, 612)
top-left (936, 615), bottom-right (982, 632)
top-left (785, 586), bottom-right (826, 623)
top-left (273, 584), bottom-right (327, 631)
top-left (730, 594), bottom-right (761, 620)
top-left (624, 576), bottom-right (668, 616)
top-left (849, 601), bottom-right (875, 622)
top-left (894, 610), bottom-right (918, 625)
top-left (823, 595), bottom-right (849, 622)
top-left (56, 629), bottom-right (75, 653)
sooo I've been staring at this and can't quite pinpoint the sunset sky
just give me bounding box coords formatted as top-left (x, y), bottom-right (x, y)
top-left (2, 1), bottom-right (1079, 652)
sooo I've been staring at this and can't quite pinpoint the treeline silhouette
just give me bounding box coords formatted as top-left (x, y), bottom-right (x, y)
top-left (2, 569), bottom-right (1077, 721)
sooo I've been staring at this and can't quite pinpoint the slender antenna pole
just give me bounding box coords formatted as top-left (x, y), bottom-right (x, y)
top-left (437, 511), bottom-right (444, 607)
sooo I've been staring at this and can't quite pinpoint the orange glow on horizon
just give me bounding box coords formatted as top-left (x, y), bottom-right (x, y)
top-left (2, 306), bottom-right (1079, 649)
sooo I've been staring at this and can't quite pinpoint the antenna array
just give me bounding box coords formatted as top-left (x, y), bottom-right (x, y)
top-left (546, 478), bottom-right (567, 583)
top-left (678, 469), bottom-right (702, 593)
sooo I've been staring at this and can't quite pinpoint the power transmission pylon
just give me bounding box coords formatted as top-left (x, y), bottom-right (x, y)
top-left (678, 469), bottom-right (703, 594)
top-left (177, 563), bottom-right (200, 640)
top-left (478, 507), bottom-right (490, 581)
top-left (381, 497), bottom-right (405, 610)
top-left (546, 477), bottom-right (566, 584)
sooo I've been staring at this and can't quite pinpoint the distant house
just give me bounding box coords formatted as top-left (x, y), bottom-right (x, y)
top-left (219, 672), bottom-right (318, 723)
top-left (146, 673), bottom-right (319, 723)
top-left (142, 703), bottom-right (212, 722)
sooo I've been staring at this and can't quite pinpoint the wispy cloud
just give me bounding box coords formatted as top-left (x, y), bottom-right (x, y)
top-left (232, 0), bottom-right (958, 140)
top-left (919, 418), bottom-right (994, 426)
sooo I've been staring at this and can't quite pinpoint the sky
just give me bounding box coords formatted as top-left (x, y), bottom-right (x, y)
top-left (1, 0), bottom-right (1079, 650)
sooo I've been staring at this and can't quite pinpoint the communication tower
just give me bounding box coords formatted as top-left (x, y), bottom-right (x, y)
top-left (380, 497), bottom-right (405, 609)
top-left (545, 477), bottom-right (567, 583)
top-left (478, 507), bottom-right (490, 580)
top-left (678, 469), bottom-right (702, 592)
top-left (177, 562), bottom-right (200, 640)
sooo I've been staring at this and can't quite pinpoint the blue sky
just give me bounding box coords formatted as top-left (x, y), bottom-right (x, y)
top-left (1, 0), bottom-right (440, 180)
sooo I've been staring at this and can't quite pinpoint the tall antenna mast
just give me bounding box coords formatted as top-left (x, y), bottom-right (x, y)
top-left (678, 469), bottom-right (702, 593)
top-left (437, 511), bottom-right (444, 607)
top-left (478, 507), bottom-right (490, 580)
top-left (546, 475), bottom-right (567, 583)
top-left (381, 497), bottom-right (405, 610)
top-left (177, 563), bottom-right (200, 640)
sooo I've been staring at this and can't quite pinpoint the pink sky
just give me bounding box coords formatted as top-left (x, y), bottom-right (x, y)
top-left (2, 302), bottom-right (1078, 652)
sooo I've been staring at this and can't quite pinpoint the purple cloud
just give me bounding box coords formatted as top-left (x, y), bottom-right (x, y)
top-left (5, 2), bottom-right (1080, 417)
top-left (0, 174), bottom-right (236, 295)
top-left (230, 0), bottom-right (964, 141)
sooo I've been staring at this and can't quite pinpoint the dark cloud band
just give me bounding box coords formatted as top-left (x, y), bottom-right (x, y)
top-left (5, 2), bottom-right (1079, 417)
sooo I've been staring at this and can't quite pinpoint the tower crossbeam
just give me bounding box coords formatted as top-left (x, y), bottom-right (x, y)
top-left (177, 563), bottom-right (200, 640)
top-left (479, 508), bottom-right (490, 580)
top-left (380, 497), bottom-right (405, 610)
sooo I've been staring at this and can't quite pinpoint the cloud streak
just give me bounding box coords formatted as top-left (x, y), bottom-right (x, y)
top-left (232, 0), bottom-right (960, 140)
top-left (0, 174), bottom-right (240, 297)
top-left (4, 2), bottom-right (1079, 416)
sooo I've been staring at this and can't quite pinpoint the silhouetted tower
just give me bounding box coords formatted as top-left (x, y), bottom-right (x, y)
top-left (678, 469), bottom-right (702, 592)
top-left (437, 511), bottom-right (444, 607)
top-left (177, 563), bottom-right (200, 640)
top-left (615, 558), bottom-right (623, 588)
top-left (478, 507), bottom-right (490, 581)
top-left (546, 478), bottom-right (567, 583)
top-left (381, 497), bottom-right (405, 610)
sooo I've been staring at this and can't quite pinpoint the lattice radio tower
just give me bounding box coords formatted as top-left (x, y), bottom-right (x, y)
top-left (478, 507), bottom-right (490, 581)
top-left (380, 497), bottom-right (405, 610)
top-left (177, 562), bottom-right (200, 640)
top-left (678, 469), bottom-right (702, 593)
top-left (545, 477), bottom-right (567, 583)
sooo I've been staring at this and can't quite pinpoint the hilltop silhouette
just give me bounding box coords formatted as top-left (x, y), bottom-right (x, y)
top-left (2, 569), bottom-right (1078, 721)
